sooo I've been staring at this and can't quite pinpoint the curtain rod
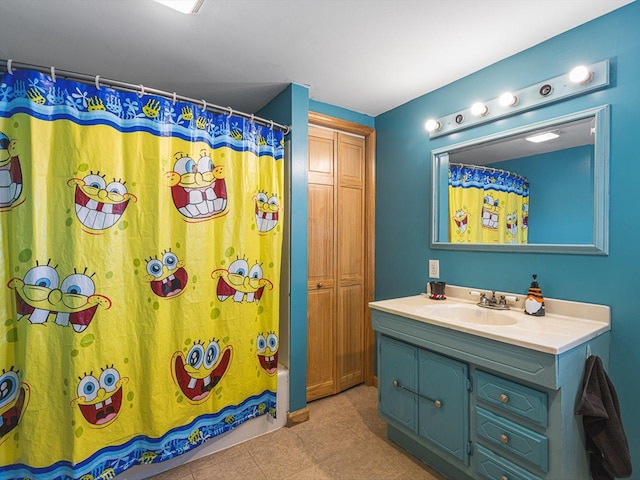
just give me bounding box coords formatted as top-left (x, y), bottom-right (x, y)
top-left (449, 162), bottom-right (526, 179)
top-left (0, 59), bottom-right (290, 134)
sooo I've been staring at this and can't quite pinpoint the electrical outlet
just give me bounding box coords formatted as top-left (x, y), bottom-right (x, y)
top-left (429, 259), bottom-right (440, 279)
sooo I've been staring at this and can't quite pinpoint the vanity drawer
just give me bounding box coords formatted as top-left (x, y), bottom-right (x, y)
top-left (475, 371), bottom-right (547, 427)
top-left (476, 407), bottom-right (548, 471)
top-left (475, 444), bottom-right (543, 480)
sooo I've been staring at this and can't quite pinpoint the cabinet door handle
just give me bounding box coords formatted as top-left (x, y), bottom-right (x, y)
top-left (392, 380), bottom-right (443, 408)
top-left (499, 434), bottom-right (509, 444)
top-left (317, 282), bottom-right (323, 288)
top-left (499, 393), bottom-right (509, 404)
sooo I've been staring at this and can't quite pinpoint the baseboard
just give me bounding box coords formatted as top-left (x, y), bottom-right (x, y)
top-left (286, 407), bottom-right (310, 427)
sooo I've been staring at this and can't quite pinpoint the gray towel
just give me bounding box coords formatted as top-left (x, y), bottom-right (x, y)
top-left (575, 355), bottom-right (632, 479)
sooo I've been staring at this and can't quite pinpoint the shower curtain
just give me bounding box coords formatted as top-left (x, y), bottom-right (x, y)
top-left (449, 164), bottom-right (529, 244)
top-left (0, 68), bottom-right (284, 479)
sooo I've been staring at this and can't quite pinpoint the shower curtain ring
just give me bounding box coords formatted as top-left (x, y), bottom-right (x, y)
top-left (201, 99), bottom-right (207, 111)
top-left (284, 125), bottom-right (290, 135)
top-left (226, 107), bottom-right (233, 118)
top-left (6, 59), bottom-right (13, 75)
top-left (95, 75), bottom-right (101, 90)
top-left (137, 84), bottom-right (145, 98)
top-left (50, 66), bottom-right (56, 82)
top-left (269, 120), bottom-right (274, 130)
top-left (172, 92), bottom-right (177, 104)
top-left (250, 114), bottom-right (255, 124)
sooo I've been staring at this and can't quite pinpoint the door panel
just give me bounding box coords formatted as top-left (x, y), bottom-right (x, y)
top-left (307, 287), bottom-right (336, 400)
top-left (307, 184), bottom-right (334, 289)
top-left (338, 185), bottom-right (364, 282)
top-left (379, 336), bottom-right (418, 433)
top-left (338, 133), bottom-right (365, 185)
top-left (308, 126), bottom-right (335, 185)
top-left (337, 283), bottom-right (364, 390)
top-left (418, 350), bottom-right (470, 464)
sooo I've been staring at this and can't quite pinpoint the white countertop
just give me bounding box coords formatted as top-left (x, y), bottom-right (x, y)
top-left (369, 285), bottom-right (611, 355)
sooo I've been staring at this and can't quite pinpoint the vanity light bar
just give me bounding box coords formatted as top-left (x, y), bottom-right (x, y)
top-left (426, 59), bottom-right (609, 139)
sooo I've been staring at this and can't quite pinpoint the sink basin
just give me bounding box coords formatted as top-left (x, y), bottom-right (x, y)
top-left (421, 303), bottom-right (518, 326)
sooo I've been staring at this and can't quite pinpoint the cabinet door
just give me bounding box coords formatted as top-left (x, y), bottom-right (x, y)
top-left (418, 350), bottom-right (469, 464)
top-left (378, 336), bottom-right (418, 433)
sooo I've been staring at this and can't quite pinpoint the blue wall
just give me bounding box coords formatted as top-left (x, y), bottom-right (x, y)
top-left (309, 99), bottom-right (375, 128)
top-left (258, 84), bottom-right (309, 413)
top-left (491, 145), bottom-right (594, 244)
top-left (375, 1), bottom-right (640, 464)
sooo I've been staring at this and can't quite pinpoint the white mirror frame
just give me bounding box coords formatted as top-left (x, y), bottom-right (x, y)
top-left (430, 105), bottom-right (610, 255)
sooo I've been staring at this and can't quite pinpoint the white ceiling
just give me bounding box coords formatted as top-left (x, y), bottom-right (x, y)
top-left (0, 0), bottom-right (634, 117)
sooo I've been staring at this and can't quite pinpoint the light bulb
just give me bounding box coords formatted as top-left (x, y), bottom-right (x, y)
top-left (471, 102), bottom-right (488, 116)
top-left (499, 92), bottom-right (517, 107)
top-left (569, 65), bottom-right (592, 84)
top-left (425, 119), bottom-right (441, 132)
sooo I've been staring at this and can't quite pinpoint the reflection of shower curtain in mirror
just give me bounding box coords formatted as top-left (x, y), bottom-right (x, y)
top-left (449, 164), bottom-right (529, 244)
top-left (0, 68), bottom-right (284, 479)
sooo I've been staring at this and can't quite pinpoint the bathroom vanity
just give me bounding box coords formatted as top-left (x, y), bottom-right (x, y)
top-left (370, 285), bottom-right (610, 480)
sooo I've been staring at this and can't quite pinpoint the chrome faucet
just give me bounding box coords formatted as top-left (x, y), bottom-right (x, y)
top-left (474, 290), bottom-right (518, 310)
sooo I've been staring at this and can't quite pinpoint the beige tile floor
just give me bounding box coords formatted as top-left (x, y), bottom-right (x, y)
top-left (148, 384), bottom-right (446, 480)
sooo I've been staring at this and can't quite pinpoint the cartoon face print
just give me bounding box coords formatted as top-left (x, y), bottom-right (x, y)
top-left (144, 250), bottom-right (188, 298)
top-left (7, 262), bottom-right (112, 332)
top-left (506, 212), bottom-right (518, 237)
top-left (67, 172), bottom-right (137, 231)
top-left (481, 194), bottom-right (500, 230)
top-left (72, 366), bottom-right (128, 427)
top-left (254, 191), bottom-right (280, 233)
top-left (0, 131), bottom-right (23, 211)
top-left (256, 332), bottom-right (278, 375)
top-left (522, 202), bottom-right (529, 230)
top-left (165, 150), bottom-right (227, 221)
top-left (211, 257), bottom-right (273, 304)
top-left (453, 209), bottom-right (469, 234)
top-left (172, 339), bottom-right (233, 403)
top-left (0, 368), bottom-right (30, 443)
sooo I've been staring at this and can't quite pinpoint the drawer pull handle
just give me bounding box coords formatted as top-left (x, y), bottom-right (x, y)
top-left (392, 380), bottom-right (443, 408)
top-left (499, 393), bottom-right (509, 404)
top-left (499, 434), bottom-right (509, 444)
top-left (317, 282), bottom-right (323, 288)
top-left (499, 476), bottom-right (509, 480)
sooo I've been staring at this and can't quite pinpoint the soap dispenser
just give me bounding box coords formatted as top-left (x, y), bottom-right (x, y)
top-left (524, 274), bottom-right (545, 316)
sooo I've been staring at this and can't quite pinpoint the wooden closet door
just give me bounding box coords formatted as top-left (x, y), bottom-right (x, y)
top-left (307, 127), bottom-right (337, 400)
top-left (336, 133), bottom-right (365, 391)
top-left (307, 126), bottom-right (366, 401)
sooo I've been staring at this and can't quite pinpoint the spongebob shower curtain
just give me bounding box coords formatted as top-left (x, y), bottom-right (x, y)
top-left (0, 68), bottom-right (284, 479)
top-left (449, 164), bottom-right (528, 244)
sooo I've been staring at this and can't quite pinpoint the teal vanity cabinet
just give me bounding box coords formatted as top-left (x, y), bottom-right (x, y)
top-left (379, 336), bottom-right (470, 463)
top-left (371, 300), bottom-right (610, 480)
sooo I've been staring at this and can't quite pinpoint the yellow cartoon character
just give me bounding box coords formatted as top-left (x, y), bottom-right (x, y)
top-left (72, 366), bottom-right (128, 427)
top-left (481, 194), bottom-right (500, 230)
top-left (254, 191), bottom-right (280, 233)
top-left (211, 257), bottom-right (273, 304)
top-left (67, 172), bottom-right (137, 232)
top-left (144, 250), bottom-right (188, 299)
top-left (0, 130), bottom-right (23, 210)
top-left (172, 339), bottom-right (233, 403)
top-left (452, 209), bottom-right (470, 235)
top-left (256, 332), bottom-right (278, 376)
top-left (506, 211), bottom-right (518, 240)
top-left (0, 367), bottom-right (30, 444)
top-left (7, 262), bottom-right (112, 333)
top-left (165, 150), bottom-right (227, 221)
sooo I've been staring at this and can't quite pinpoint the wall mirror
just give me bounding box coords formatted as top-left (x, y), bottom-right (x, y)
top-left (430, 105), bottom-right (609, 254)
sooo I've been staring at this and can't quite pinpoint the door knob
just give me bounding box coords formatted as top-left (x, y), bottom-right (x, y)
top-left (317, 282), bottom-right (323, 288)
top-left (499, 393), bottom-right (509, 404)
top-left (499, 434), bottom-right (509, 444)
